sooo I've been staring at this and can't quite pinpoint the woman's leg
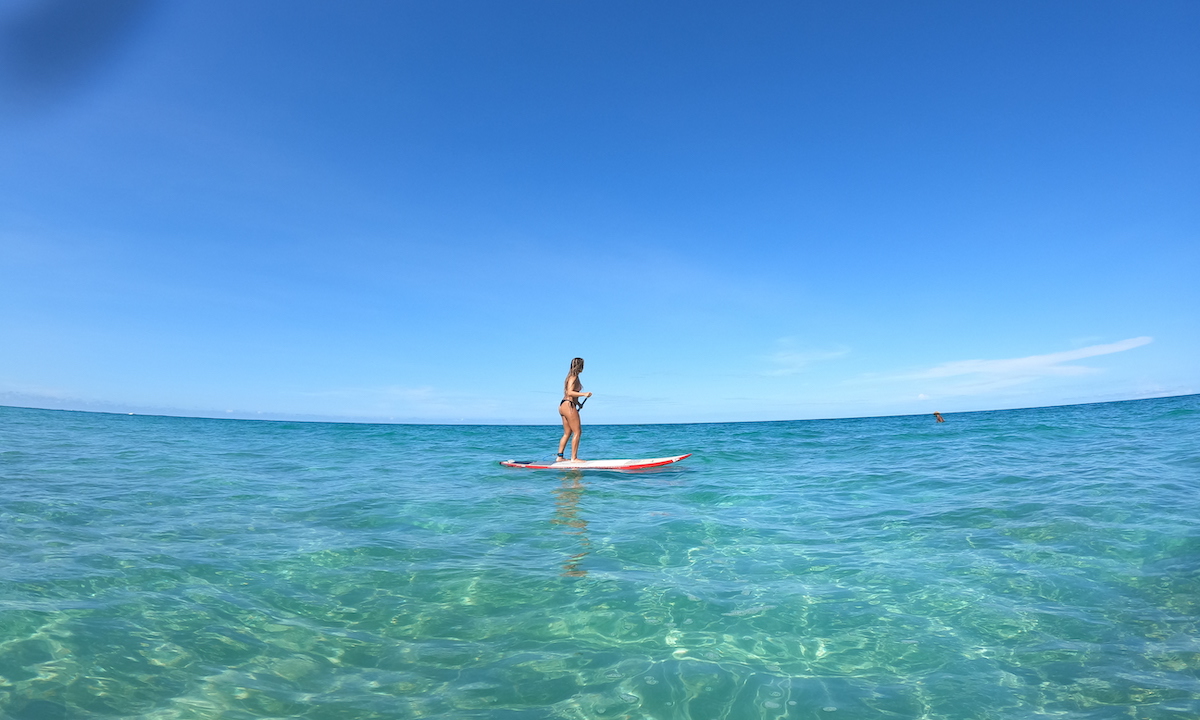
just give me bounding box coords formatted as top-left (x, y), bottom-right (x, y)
top-left (557, 409), bottom-right (571, 458)
top-left (565, 407), bottom-right (583, 460)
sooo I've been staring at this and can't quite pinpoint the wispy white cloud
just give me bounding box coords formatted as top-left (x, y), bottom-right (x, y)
top-left (763, 340), bottom-right (849, 376)
top-left (916, 336), bottom-right (1153, 380)
top-left (298, 384), bottom-right (438, 401)
top-left (294, 384), bottom-right (463, 415)
top-left (873, 336), bottom-right (1155, 400)
top-left (287, 384), bottom-right (537, 422)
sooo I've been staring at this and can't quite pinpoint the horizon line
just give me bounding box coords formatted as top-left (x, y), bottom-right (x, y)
top-left (2, 392), bottom-right (1194, 429)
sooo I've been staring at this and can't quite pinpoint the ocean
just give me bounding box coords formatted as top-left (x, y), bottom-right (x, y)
top-left (1, 396), bottom-right (1198, 719)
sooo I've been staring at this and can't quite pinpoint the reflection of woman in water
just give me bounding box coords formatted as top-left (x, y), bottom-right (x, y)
top-left (551, 474), bottom-right (591, 577)
top-left (556, 357), bottom-right (592, 462)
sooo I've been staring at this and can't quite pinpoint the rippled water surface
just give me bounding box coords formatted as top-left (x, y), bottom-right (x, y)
top-left (2, 397), bottom-right (1199, 719)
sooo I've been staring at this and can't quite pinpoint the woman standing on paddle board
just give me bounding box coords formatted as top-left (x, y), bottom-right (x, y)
top-left (557, 357), bottom-right (592, 462)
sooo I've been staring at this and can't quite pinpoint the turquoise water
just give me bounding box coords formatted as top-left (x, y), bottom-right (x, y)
top-left (2, 397), bottom-right (1198, 720)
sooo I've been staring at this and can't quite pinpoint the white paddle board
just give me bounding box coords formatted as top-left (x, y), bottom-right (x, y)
top-left (499, 454), bottom-right (691, 471)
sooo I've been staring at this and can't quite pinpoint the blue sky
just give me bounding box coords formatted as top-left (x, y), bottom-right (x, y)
top-left (1, 0), bottom-right (1196, 424)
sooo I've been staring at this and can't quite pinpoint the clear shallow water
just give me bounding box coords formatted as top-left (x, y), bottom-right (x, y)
top-left (1, 397), bottom-right (1198, 720)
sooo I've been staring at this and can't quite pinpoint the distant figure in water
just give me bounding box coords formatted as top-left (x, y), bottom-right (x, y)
top-left (557, 357), bottom-right (592, 462)
top-left (934, 412), bottom-right (945, 423)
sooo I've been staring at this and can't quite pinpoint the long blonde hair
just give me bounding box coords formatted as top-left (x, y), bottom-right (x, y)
top-left (565, 358), bottom-right (585, 399)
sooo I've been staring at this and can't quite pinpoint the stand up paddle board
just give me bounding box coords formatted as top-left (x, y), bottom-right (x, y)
top-left (500, 454), bottom-right (691, 471)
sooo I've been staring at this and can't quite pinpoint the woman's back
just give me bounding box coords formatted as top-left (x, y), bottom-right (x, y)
top-left (563, 373), bottom-right (582, 408)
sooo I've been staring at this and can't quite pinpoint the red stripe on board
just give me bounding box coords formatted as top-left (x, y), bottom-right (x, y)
top-left (500, 453), bottom-right (691, 471)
